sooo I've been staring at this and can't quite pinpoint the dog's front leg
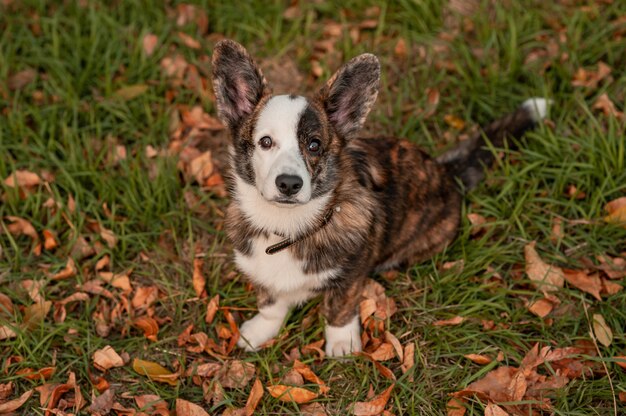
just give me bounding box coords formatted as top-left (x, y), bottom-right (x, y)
top-left (322, 278), bottom-right (365, 357)
top-left (237, 286), bottom-right (290, 351)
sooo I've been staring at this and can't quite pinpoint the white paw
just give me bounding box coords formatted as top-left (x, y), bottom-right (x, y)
top-left (325, 316), bottom-right (362, 357)
top-left (237, 313), bottom-right (284, 351)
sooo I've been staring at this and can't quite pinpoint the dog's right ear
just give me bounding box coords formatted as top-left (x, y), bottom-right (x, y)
top-left (212, 40), bottom-right (269, 130)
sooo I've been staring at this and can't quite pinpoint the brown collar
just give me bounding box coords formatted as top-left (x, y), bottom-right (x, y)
top-left (265, 205), bottom-right (340, 255)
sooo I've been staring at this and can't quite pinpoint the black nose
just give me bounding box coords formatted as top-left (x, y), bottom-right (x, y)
top-left (275, 174), bottom-right (303, 196)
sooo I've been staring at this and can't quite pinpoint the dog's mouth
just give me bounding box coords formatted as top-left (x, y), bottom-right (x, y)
top-left (271, 198), bottom-right (300, 206)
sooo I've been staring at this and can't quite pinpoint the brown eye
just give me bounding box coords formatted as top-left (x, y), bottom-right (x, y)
top-left (259, 136), bottom-right (272, 149)
top-left (308, 138), bottom-right (321, 154)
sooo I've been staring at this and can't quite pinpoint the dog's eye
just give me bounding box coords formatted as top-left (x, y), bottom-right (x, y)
top-left (308, 139), bottom-right (321, 154)
top-left (259, 136), bottom-right (273, 149)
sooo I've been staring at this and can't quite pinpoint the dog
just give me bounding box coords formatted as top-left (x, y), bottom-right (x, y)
top-left (211, 39), bottom-right (548, 356)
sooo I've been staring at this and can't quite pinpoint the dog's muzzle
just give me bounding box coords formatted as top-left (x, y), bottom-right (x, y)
top-left (275, 174), bottom-right (303, 197)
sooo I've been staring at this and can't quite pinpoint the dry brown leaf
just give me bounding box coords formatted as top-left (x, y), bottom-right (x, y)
top-left (563, 269), bottom-right (602, 300)
top-left (205, 294), bottom-right (219, 324)
top-left (605, 197), bottom-right (626, 227)
top-left (550, 217), bottom-right (563, 242)
top-left (444, 114), bottom-right (465, 130)
top-left (3, 169), bottom-right (40, 188)
top-left (142, 33), bottom-right (158, 56)
top-left (113, 84), bottom-right (148, 101)
top-left (485, 403), bottom-right (509, 416)
top-left (527, 297), bottom-right (555, 318)
top-left (300, 402), bottom-right (329, 416)
top-left (87, 388), bottom-right (115, 414)
top-left (352, 384), bottom-right (394, 416)
top-left (99, 271), bottom-right (133, 294)
top-left (293, 360), bottom-right (329, 394)
top-left (301, 339), bottom-right (326, 360)
top-left (6, 216), bottom-right (39, 242)
top-left (132, 316), bottom-right (159, 341)
top-left (0, 293), bottom-right (13, 317)
top-left (177, 32), bottom-right (201, 49)
top-left (0, 389), bottom-right (33, 413)
top-left (371, 343), bottom-right (396, 362)
top-left (15, 366), bottom-right (55, 381)
top-left (571, 62), bottom-right (612, 89)
top-left (132, 285), bottom-right (159, 309)
top-left (192, 258), bottom-right (207, 298)
top-left (132, 359), bottom-right (179, 386)
top-left (0, 325), bottom-right (17, 340)
top-left (592, 313), bottom-right (613, 347)
top-left (51, 258), bottom-right (76, 280)
top-left (21, 279), bottom-right (44, 303)
top-left (23, 300), bottom-right (51, 330)
top-left (267, 385), bottom-right (318, 404)
top-left (620, 392), bottom-right (626, 403)
top-left (134, 394), bottom-right (169, 415)
top-left (524, 241), bottom-right (564, 291)
top-left (423, 88), bottom-right (440, 118)
top-left (217, 360), bottom-right (255, 389)
top-left (100, 226), bottom-right (118, 248)
top-left (446, 397), bottom-right (466, 416)
top-left (384, 331), bottom-right (403, 361)
top-left (244, 378), bottom-right (264, 416)
top-left (592, 93), bottom-right (624, 119)
top-left (433, 315), bottom-right (465, 326)
top-left (464, 354), bottom-right (492, 365)
top-left (359, 298), bottom-right (377, 324)
top-left (176, 398), bottom-right (210, 416)
top-left (401, 342), bottom-right (415, 377)
top-left (0, 382), bottom-right (13, 401)
top-left (42, 229), bottom-right (58, 250)
top-left (7, 68), bottom-right (37, 90)
top-left (93, 345), bottom-right (125, 371)
top-left (394, 38), bottom-right (407, 59)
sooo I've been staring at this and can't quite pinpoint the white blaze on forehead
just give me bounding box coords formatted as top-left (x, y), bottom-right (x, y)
top-left (252, 95), bottom-right (312, 203)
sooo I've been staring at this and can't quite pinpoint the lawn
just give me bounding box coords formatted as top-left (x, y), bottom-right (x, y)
top-left (1, 1), bottom-right (625, 415)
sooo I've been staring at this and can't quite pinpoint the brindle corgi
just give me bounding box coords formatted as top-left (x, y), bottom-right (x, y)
top-left (211, 39), bottom-right (549, 356)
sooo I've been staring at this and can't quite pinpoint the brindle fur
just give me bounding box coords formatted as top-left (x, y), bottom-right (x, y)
top-left (212, 40), bottom-right (542, 349)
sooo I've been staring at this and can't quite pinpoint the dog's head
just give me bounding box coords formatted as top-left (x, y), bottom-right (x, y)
top-left (212, 40), bottom-right (379, 230)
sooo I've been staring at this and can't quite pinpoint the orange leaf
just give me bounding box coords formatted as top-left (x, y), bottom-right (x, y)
top-left (132, 358), bottom-right (179, 386)
top-left (433, 316), bottom-right (465, 326)
top-left (16, 366), bottom-right (55, 381)
top-left (205, 294), bottom-right (219, 324)
top-left (217, 360), bottom-right (255, 389)
top-left (370, 343), bottom-right (395, 362)
top-left (615, 355), bottom-right (626, 370)
top-left (176, 398), bottom-right (210, 416)
top-left (352, 384), bottom-right (394, 415)
top-left (563, 269), bottom-right (602, 301)
top-left (357, 352), bottom-right (396, 381)
top-left (294, 360), bottom-right (329, 394)
top-left (464, 354), bottom-right (492, 365)
top-left (3, 169), bottom-right (40, 188)
top-left (605, 197), bottom-right (626, 227)
top-left (92, 345), bottom-right (125, 371)
top-left (244, 378), bottom-right (264, 416)
top-left (177, 32), bottom-right (201, 49)
top-left (0, 389), bottom-right (33, 413)
top-left (527, 297), bottom-right (555, 318)
top-left (42, 229), bottom-right (58, 250)
top-left (485, 403), bottom-right (509, 416)
top-left (51, 258), bottom-right (76, 280)
top-left (133, 316), bottom-right (159, 341)
top-left (193, 258), bottom-right (207, 298)
top-left (267, 385), bottom-right (318, 404)
top-left (444, 114), bottom-right (465, 130)
top-left (446, 398), bottom-right (466, 416)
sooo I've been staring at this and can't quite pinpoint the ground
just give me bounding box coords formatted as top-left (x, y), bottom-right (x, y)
top-left (1, 1), bottom-right (626, 415)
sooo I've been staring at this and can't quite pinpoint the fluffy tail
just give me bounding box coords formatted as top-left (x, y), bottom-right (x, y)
top-left (437, 98), bottom-right (551, 191)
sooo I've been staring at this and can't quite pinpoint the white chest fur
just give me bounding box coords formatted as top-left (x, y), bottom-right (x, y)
top-left (234, 234), bottom-right (337, 305)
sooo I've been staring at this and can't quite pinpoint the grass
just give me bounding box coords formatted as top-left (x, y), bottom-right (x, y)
top-left (1, 0), bottom-right (626, 415)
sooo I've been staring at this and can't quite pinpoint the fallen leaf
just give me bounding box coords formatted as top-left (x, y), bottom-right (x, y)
top-left (444, 114), bottom-right (465, 130)
top-left (177, 32), bottom-right (201, 49)
top-left (5, 216), bottom-right (39, 243)
top-left (51, 258), bottom-right (76, 280)
top-left (614, 355), bottom-right (626, 370)
top-left (143, 33), bottom-right (158, 56)
top-left (132, 358), bottom-right (179, 386)
top-left (21, 279), bottom-right (45, 303)
top-left (401, 342), bottom-right (415, 377)
top-left (0, 325), bottom-right (17, 340)
top-left (244, 378), bottom-right (264, 416)
top-left (301, 339), bottom-right (326, 360)
top-left (0, 389), bottom-right (33, 413)
top-left (524, 241), bottom-right (564, 292)
top-left (192, 258), bottom-right (207, 298)
top-left (217, 360), bottom-right (255, 389)
top-left (464, 354), bottom-right (492, 365)
top-left (0, 382), bottom-right (13, 401)
top-left (370, 343), bottom-right (395, 361)
top-left (592, 314), bottom-right (613, 347)
top-left (132, 316), bottom-right (159, 341)
top-left (485, 403), bottom-right (509, 416)
top-left (16, 366), bottom-right (55, 381)
top-left (605, 197), bottom-right (626, 227)
top-left (446, 398), bottom-right (466, 416)
top-left (300, 402), bottom-right (329, 416)
top-left (527, 297), bottom-right (555, 318)
top-left (135, 394), bottom-right (169, 415)
top-left (0, 293), bottom-right (13, 316)
top-left (384, 331), bottom-right (403, 361)
top-left (592, 93), bottom-right (624, 119)
top-left (563, 269), bottom-right (602, 300)
top-left (267, 385), bottom-right (318, 404)
top-left (87, 388), bottom-right (115, 414)
top-left (7, 68), bottom-right (37, 90)
top-left (433, 316), bottom-right (465, 326)
top-left (205, 294), bottom-right (219, 324)
top-left (42, 229), bottom-right (58, 250)
top-left (99, 226), bottom-right (118, 248)
top-left (352, 384), bottom-right (394, 415)
top-left (113, 84), bottom-right (148, 100)
top-left (293, 360), bottom-right (329, 394)
top-left (23, 300), bottom-right (51, 330)
top-left (176, 398), bottom-right (210, 416)
top-left (3, 169), bottom-right (40, 188)
top-left (93, 345), bottom-right (125, 371)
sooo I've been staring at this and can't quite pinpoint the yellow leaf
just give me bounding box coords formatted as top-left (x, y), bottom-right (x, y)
top-left (132, 358), bottom-right (178, 386)
top-left (114, 84), bottom-right (148, 100)
top-left (592, 314), bottom-right (613, 347)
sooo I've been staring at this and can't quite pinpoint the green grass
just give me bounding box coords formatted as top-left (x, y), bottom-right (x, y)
top-left (1, 1), bottom-right (626, 415)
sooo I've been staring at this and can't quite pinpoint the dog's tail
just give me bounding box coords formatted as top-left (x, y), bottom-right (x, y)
top-left (437, 98), bottom-right (551, 191)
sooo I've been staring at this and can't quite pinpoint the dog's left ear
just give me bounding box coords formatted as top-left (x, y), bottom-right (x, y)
top-left (212, 39), bottom-right (269, 130)
top-left (317, 54), bottom-right (380, 138)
